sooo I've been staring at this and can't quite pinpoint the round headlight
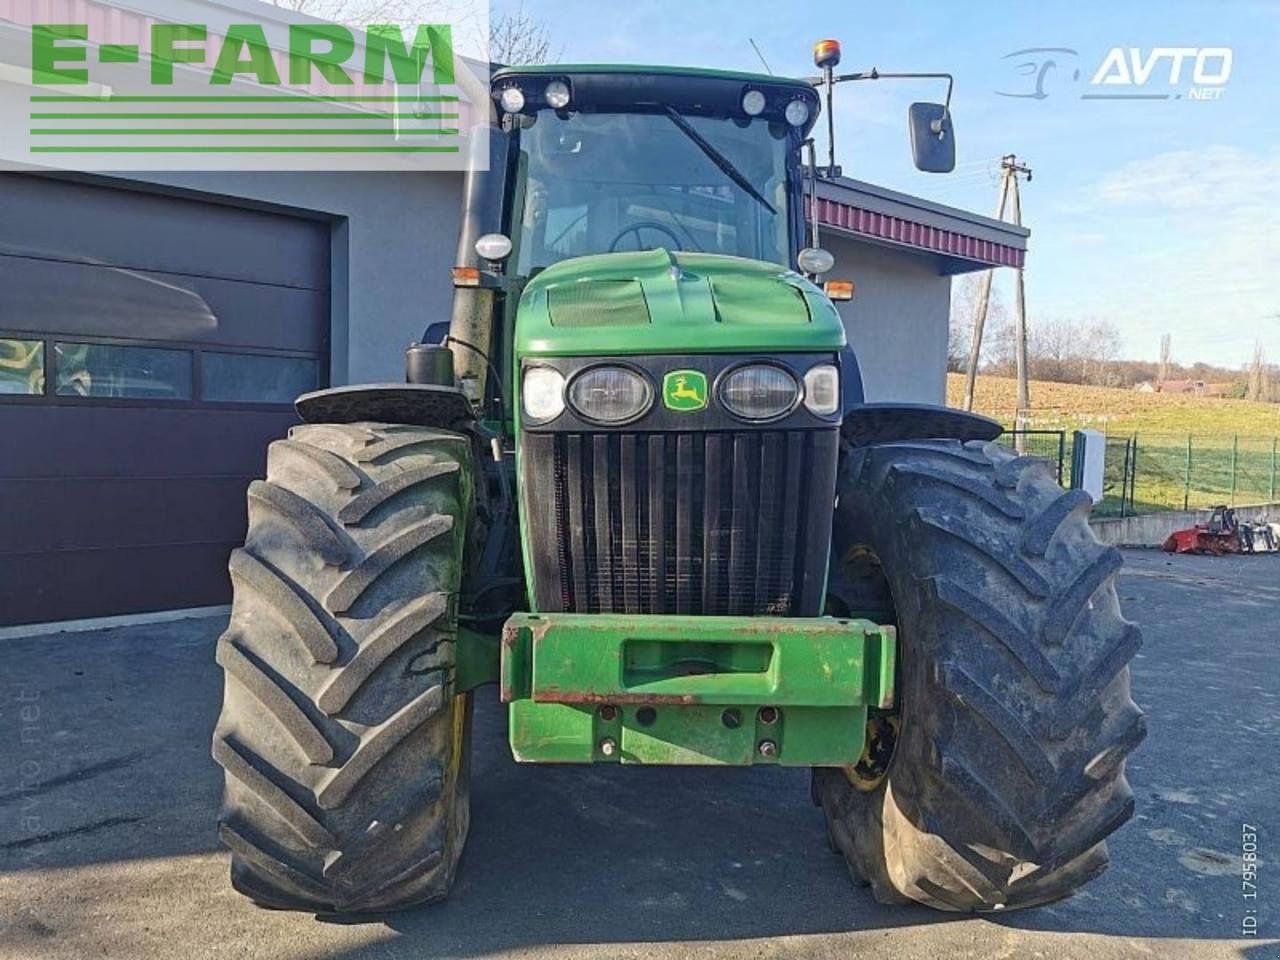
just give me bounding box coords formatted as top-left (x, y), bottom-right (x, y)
top-left (499, 85), bottom-right (526, 114)
top-left (804, 364), bottom-right (840, 417)
top-left (475, 233), bottom-right (513, 262)
top-left (523, 366), bottom-right (566, 422)
top-left (741, 89), bottom-right (767, 116)
top-left (785, 98), bottom-right (811, 127)
top-left (544, 80), bottom-right (571, 109)
top-left (797, 246), bottom-right (835, 275)
top-left (719, 364), bottom-right (800, 422)
top-left (568, 366), bottom-right (653, 424)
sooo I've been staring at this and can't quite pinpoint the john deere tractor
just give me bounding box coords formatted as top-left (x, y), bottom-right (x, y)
top-left (212, 51), bottom-right (1145, 915)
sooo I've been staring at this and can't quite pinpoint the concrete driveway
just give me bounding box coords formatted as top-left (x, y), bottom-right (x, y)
top-left (1, 549), bottom-right (1276, 960)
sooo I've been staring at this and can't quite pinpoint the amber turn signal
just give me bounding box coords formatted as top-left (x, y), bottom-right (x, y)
top-left (824, 280), bottom-right (855, 301)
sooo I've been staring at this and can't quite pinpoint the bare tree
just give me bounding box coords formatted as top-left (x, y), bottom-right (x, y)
top-left (490, 5), bottom-right (557, 64)
top-left (264, 0), bottom-right (555, 63)
top-left (1020, 316), bottom-right (1121, 386)
top-left (266, 0), bottom-right (432, 24)
top-left (1027, 316), bottom-right (1075, 383)
top-left (1078, 318), bottom-right (1121, 386)
top-left (1158, 333), bottom-right (1172, 385)
top-left (949, 275), bottom-right (1009, 373)
top-left (1247, 341), bottom-right (1272, 403)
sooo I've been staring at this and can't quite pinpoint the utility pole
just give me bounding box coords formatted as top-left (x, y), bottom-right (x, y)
top-left (962, 155), bottom-right (1032, 452)
top-left (1007, 155), bottom-right (1033, 444)
top-left (961, 168), bottom-right (1011, 412)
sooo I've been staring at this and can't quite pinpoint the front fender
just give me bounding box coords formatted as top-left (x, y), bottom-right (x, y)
top-left (841, 403), bottom-right (1003, 448)
top-left (295, 384), bottom-right (475, 430)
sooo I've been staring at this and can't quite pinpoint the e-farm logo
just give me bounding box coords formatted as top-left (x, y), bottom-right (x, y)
top-left (32, 22), bottom-right (456, 89)
top-left (997, 46), bottom-right (1233, 102)
top-left (6, 4), bottom-right (484, 173)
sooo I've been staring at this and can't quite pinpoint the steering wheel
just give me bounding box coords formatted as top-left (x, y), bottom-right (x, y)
top-left (608, 220), bottom-right (684, 253)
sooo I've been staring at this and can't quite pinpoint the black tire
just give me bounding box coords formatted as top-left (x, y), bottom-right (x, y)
top-left (815, 439), bottom-right (1146, 912)
top-left (212, 422), bottom-right (475, 914)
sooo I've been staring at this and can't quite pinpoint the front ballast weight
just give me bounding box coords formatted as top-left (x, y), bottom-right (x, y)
top-left (499, 613), bottom-right (896, 766)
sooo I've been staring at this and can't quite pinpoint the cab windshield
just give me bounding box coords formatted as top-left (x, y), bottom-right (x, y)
top-left (513, 109), bottom-right (795, 275)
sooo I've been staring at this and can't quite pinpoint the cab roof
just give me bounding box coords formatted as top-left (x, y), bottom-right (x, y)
top-left (493, 63), bottom-right (816, 93)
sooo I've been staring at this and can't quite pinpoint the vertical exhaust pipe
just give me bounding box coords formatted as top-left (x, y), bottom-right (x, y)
top-left (448, 125), bottom-right (511, 406)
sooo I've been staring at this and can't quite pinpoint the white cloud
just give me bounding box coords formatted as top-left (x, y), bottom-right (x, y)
top-left (1092, 145), bottom-right (1280, 209)
top-left (1049, 145), bottom-right (1280, 365)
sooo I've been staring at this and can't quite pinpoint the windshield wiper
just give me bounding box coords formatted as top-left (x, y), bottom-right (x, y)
top-left (664, 106), bottom-right (776, 215)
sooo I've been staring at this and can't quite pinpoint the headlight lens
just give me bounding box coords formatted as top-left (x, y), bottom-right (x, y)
top-left (544, 80), bottom-right (571, 109)
top-left (499, 85), bottom-right (526, 114)
top-left (568, 366), bottom-right (653, 424)
top-left (804, 364), bottom-right (841, 416)
top-left (523, 366), bottom-right (566, 422)
top-left (785, 99), bottom-right (811, 127)
top-left (719, 364), bottom-right (800, 421)
top-left (741, 89), bottom-right (767, 116)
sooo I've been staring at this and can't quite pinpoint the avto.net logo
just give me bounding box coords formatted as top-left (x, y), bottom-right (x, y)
top-left (2, 0), bottom-right (488, 172)
top-left (997, 46), bottom-right (1233, 102)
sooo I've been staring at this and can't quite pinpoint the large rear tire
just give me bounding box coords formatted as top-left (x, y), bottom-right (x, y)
top-left (212, 422), bottom-right (475, 914)
top-left (816, 439), bottom-right (1146, 912)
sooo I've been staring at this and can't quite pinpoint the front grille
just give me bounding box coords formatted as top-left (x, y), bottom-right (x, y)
top-left (522, 430), bottom-right (839, 617)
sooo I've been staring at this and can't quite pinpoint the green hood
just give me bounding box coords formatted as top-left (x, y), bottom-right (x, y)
top-left (514, 249), bottom-right (846, 358)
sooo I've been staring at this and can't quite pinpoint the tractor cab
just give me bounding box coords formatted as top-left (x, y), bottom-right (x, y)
top-left (490, 66), bottom-right (821, 275)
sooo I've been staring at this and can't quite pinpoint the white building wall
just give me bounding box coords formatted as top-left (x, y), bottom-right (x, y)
top-left (823, 233), bottom-right (953, 405)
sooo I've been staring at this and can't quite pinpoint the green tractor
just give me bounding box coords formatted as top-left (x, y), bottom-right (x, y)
top-left (212, 50), bottom-right (1144, 915)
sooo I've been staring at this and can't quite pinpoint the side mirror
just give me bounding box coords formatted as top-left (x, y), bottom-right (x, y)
top-left (908, 102), bottom-right (956, 173)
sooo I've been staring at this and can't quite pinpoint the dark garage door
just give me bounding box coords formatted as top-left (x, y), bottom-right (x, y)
top-left (0, 175), bottom-right (330, 627)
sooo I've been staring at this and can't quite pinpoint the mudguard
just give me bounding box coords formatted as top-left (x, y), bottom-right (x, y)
top-left (295, 384), bottom-right (475, 430)
top-left (842, 403), bottom-right (1003, 448)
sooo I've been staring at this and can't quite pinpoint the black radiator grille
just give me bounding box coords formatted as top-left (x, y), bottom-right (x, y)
top-left (525, 430), bottom-right (838, 617)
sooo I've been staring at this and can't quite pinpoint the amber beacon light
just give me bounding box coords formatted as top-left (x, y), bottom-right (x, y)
top-left (813, 38), bottom-right (842, 69)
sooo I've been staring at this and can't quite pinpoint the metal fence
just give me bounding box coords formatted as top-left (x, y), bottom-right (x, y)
top-left (997, 430), bottom-right (1068, 485)
top-left (1095, 433), bottom-right (1280, 518)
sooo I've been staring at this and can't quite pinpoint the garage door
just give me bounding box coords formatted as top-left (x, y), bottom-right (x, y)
top-left (0, 175), bottom-right (330, 627)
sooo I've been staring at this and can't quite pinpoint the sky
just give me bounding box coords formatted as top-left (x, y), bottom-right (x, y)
top-left (494, 0), bottom-right (1280, 369)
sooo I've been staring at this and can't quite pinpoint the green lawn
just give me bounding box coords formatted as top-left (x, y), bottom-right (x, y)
top-left (952, 375), bottom-right (1280, 516)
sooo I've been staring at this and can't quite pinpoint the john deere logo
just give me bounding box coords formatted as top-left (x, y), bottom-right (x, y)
top-left (663, 370), bottom-right (708, 411)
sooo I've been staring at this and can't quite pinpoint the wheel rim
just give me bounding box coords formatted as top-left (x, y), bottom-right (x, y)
top-left (828, 544), bottom-right (902, 792)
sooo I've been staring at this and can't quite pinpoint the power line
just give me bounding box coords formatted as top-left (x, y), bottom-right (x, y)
top-left (952, 156), bottom-right (1004, 169)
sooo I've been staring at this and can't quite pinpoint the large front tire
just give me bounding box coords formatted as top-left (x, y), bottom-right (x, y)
top-left (212, 423), bottom-right (474, 914)
top-left (816, 440), bottom-right (1146, 912)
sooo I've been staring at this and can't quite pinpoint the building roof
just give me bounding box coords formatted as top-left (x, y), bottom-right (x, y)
top-left (814, 175), bottom-right (1029, 275)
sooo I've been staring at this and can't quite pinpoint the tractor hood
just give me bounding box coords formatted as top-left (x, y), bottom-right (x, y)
top-left (513, 249), bottom-right (846, 358)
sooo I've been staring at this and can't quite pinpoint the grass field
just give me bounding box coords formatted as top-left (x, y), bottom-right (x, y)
top-left (946, 373), bottom-right (1280, 435)
top-left (947, 374), bottom-right (1280, 515)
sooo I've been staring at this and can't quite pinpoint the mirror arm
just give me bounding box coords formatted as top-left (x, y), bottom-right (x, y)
top-left (804, 138), bottom-right (821, 256)
top-left (814, 69), bottom-right (956, 138)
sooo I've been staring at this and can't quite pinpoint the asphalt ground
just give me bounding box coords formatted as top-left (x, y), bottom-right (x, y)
top-left (1, 548), bottom-right (1277, 960)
